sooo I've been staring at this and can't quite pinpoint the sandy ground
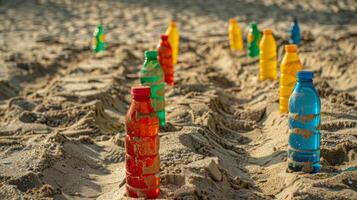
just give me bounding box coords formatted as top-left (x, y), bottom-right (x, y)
top-left (0, 0), bottom-right (356, 199)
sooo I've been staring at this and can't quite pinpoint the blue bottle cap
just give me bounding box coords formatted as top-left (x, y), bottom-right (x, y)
top-left (297, 71), bottom-right (313, 79)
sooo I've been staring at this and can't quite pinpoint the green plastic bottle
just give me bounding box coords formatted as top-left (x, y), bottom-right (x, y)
top-left (247, 23), bottom-right (260, 58)
top-left (92, 23), bottom-right (105, 53)
top-left (140, 51), bottom-right (165, 126)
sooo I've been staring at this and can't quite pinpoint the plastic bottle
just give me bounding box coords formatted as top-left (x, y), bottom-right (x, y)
top-left (166, 21), bottom-right (179, 64)
top-left (92, 23), bottom-right (105, 53)
top-left (140, 51), bottom-right (166, 126)
top-left (259, 29), bottom-right (277, 80)
top-left (280, 45), bottom-right (302, 113)
top-left (289, 19), bottom-right (301, 45)
top-left (247, 23), bottom-right (260, 58)
top-left (288, 71), bottom-right (321, 173)
top-left (125, 86), bottom-right (160, 198)
top-left (229, 18), bottom-right (244, 52)
top-left (157, 35), bottom-right (174, 86)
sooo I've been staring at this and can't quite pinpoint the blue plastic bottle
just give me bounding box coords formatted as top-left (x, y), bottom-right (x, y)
top-left (289, 19), bottom-right (301, 45)
top-left (288, 71), bottom-right (321, 173)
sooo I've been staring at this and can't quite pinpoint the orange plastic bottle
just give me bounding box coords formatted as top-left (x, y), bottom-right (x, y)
top-left (157, 34), bottom-right (174, 85)
top-left (125, 86), bottom-right (160, 198)
top-left (259, 29), bottom-right (277, 80)
top-left (279, 45), bottom-right (302, 113)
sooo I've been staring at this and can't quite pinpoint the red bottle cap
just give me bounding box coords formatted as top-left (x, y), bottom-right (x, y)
top-left (131, 86), bottom-right (151, 97)
top-left (160, 34), bottom-right (168, 40)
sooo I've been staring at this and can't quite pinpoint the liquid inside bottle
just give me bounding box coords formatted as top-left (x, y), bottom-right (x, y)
top-left (166, 21), bottom-right (179, 64)
top-left (259, 29), bottom-right (277, 80)
top-left (289, 19), bottom-right (301, 45)
top-left (279, 45), bottom-right (302, 113)
top-left (157, 34), bottom-right (174, 85)
top-left (288, 71), bottom-right (321, 173)
top-left (140, 51), bottom-right (166, 127)
top-left (247, 23), bottom-right (260, 58)
top-left (125, 86), bottom-right (160, 198)
top-left (92, 23), bottom-right (105, 53)
top-left (229, 18), bottom-right (243, 51)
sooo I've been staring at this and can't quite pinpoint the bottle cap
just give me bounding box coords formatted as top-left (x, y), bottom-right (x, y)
top-left (263, 29), bottom-right (273, 35)
top-left (145, 51), bottom-right (158, 59)
top-left (131, 86), bottom-right (151, 97)
top-left (251, 22), bottom-right (257, 28)
top-left (160, 34), bottom-right (168, 40)
top-left (285, 44), bottom-right (297, 52)
top-left (229, 18), bottom-right (236, 24)
top-left (297, 71), bottom-right (313, 79)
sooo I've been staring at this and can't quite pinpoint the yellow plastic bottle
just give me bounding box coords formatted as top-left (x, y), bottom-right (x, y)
top-left (279, 45), bottom-right (302, 113)
top-left (229, 18), bottom-right (244, 51)
top-left (259, 29), bottom-right (277, 80)
top-left (166, 21), bottom-right (179, 64)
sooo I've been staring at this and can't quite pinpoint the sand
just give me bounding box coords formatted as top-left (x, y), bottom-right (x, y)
top-left (0, 0), bottom-right (356, 199)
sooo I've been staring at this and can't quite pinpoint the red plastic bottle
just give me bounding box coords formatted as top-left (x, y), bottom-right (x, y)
top-left (125, 86), bottom-right (160, 198)
top-left (157, 34), bottom-right (174, 85)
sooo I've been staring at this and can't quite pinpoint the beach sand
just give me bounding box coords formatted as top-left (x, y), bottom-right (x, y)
top-left (0, 0), bottom-right (356, 199)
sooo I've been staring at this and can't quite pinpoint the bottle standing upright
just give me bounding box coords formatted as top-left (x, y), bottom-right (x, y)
top-left (140, 51), bottom-right (166, 127)
top-left (92, 23), bottom-right (105, 53)
top-left (157, 35), bottom-right (174, 86)
top-left (288, 71), bottom-right (321, 173)
top-left (247, 23), bottom-right (260, 58)
top-left (289, 19), bottom-right (301, 45)
top-left (229, 18), bottom-right (244, 52)
top-left (125, 86), bottom-right (160, 198)
top-left (279, 45), bottom-right (302, 113)
top-left (259, 29), bottom-right (277, 80)
top-left (166, 21), bottom-right (179, 64)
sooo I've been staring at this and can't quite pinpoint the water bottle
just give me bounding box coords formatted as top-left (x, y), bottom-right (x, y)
top-left (157, 35), bottom-right (174, 86)
top-left (279, 44), bottom-right (302, 113)
top-left (125, 86), bottom-right (160, 198)
top-left (288, 71), bottom-right (321, 173)
top-left (140, 51), bottom-right (166, 127)
top-left (228, 18), bottom-right (244, 52)
top-left (166, 21), bottom-right (179, 64)
top-left (289, 19), bottom-right (301, 45)
top-left (247, 23), bottom-right (260, 58)
top-left (259, 29), bottom-right (277, 80)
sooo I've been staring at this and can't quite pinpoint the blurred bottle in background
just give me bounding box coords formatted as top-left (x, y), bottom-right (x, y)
top-left (247, 23), bottom-right (260, 58)
top-left (289, 19), bottom-right (301, 45)
top-left (259, 29), bottom-right (277, 80)
top-left (157, 35), bottom-right (174, 85)
top-left (288, 71), bottom-right (321, 173)
top-left (166, 21), bottom-right (179, 64)
top-left (229, 18), bottom-right (244, 52)
top-left (92, 23), bottom-right (105, 53)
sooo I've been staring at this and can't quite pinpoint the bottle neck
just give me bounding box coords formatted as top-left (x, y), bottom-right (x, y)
top-left (297, 78), bottom-right (313, 85)
top-left (285, 52), bottom-right (299, 59)
top-left (160, 40), bottom-right (169, 46)
top-left (145, 57), bottom-right (157, 62)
